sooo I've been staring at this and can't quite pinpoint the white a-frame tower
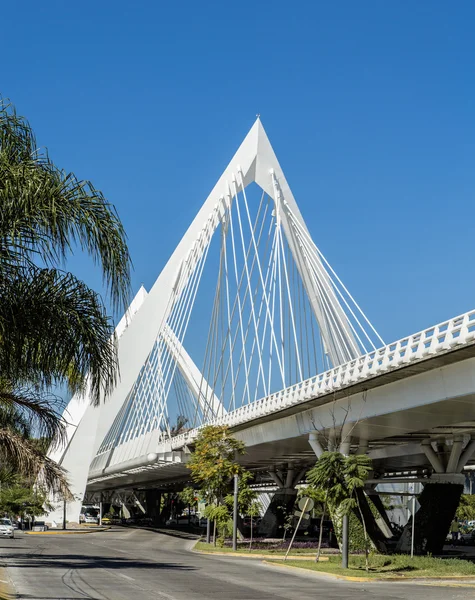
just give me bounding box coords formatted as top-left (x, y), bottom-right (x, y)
top-left (48, 119), bottom-right (382, 522)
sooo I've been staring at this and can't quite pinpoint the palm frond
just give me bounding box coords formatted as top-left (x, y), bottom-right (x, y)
top-left (0, 389), bottom-right (65, 450)
top-left (0, 427), bottom-right (71, 498)
top-left (0, 99), bottom-right (132, 314)
top-left (0, 267), bottom-right (117, 403)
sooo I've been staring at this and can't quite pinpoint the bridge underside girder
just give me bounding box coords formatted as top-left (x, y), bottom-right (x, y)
top-left (87, 347), bottom-right (475, 497)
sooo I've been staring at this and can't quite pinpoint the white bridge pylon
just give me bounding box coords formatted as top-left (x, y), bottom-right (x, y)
top-left (58, 120), bottom-right (385, 494)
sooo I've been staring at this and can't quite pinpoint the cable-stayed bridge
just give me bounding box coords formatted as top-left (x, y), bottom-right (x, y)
top-left (48, 121), bottom-right (475, 542)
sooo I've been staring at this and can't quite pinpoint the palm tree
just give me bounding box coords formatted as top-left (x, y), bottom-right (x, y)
top-left (0, 401), bottom-right (67, 493)
top-left (307, 451), bottom-right (373, 571)
top-left (0, 99), bottom-right (132, 493)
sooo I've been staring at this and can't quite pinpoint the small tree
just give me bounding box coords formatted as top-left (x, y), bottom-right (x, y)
top-left (297, 486), bottom-right (326, 518)
top-left (187, 425), bottom-right (245, 544)
top-left (178, 486), bottom-right (198, 523)
top-left (297, 485), bottom-right (329, 562)
top-left (277, 504), bottom-right (294, 542)
top-left (457, 495), bottom-right (475, 523)
top-left (0, 483), bottom-right (52, 522)
top-left (247, 500), bottom-right (261, 551)
top-left (224, 471), bottom-right (258, 515)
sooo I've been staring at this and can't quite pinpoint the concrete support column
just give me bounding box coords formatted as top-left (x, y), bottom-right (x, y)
top-left (145, 489), bottom-right (162, 526)
top-left (285, 466), bottom-right (295, 490)
top-left (458, 437), bottom-right (475, 472)
top-left (308, 432), bottom-right (324, 458)
top-left (421, 440), bottom-right (445, 473)
top-left (396, 480), bottom-right (464, 554)
top-left (268, 468), bottom-right (284, 488)
top-left (395, 436), bottom-right (473, 554)
top-left (356, 439), bottom-right (369, 455)
top-left (447, 436), bottom-right (464, 474)
top-left (258, 464), bottom-right (302, 538)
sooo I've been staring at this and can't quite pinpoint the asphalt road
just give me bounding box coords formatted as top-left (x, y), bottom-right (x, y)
top-left (0, 528), bottom-right (473, 600)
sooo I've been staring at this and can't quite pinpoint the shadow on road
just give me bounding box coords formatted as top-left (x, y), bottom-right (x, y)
top-left (124, 525), bottom-right (201, 541)
top-left (3, 552), bottom-right (197, 571)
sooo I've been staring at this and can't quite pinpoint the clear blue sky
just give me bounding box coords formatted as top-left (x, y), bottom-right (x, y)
top-left (3, 1), bottom-right (475, 345)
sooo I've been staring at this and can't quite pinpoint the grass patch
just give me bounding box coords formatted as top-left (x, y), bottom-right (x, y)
top-left (273, 554), bottom-right (475, 579)
top-left (194, 541), bottom-right (320, 555)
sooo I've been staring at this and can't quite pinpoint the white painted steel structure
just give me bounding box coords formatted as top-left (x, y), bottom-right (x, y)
top-left (175, 309), bottom-right (475, 433)
top-left (83, 119), bottom-right (382, 472)
top-left (86, 308), bottom-right (475, 488)
top-left (49, 120), bottom-right (475, 514)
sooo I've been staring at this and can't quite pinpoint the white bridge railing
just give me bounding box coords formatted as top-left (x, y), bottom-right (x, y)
top-left (170, 309), bottom-right (475, 449)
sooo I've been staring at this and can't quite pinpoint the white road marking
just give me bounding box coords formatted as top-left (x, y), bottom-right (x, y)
top-left (117, 572), bottom-right (135, 581)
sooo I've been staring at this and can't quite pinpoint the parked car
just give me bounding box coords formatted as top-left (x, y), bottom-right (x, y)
top-left (0, 518), bottom-right (14, 538)
top-left (166, 514), bottom-right (199, 526)
top-left (84, 515), bottom-right (98, 524)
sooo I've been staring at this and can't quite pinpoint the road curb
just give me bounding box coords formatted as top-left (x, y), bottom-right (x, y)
top-left (262, 560), bottom-right (475, 585)
top-left (194, 549), bottom-right (329, 561)
top-left (263, 561), bottom-right (375, 582)
top-left (25, 526), bottom-right (111, 535)
top-left (0, 565), bottom-right (16, 599)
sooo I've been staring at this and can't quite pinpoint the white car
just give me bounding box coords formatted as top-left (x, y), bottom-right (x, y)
top-left (0, 519), bottom-right (14, 539)
top-left (84, 516), bottom-right (98, 524)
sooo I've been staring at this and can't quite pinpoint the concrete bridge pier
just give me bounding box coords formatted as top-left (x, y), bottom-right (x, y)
top-left (145, 489), bottom-right (162, 526)
top-left (396, 436), bottom-right (475, 554)
top-left (258, 464), bottom-right (307, 538)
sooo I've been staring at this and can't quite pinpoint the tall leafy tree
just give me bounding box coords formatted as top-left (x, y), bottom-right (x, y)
top-left (0, 100), bottom-right (132, 492)
top-left (0, 482), bottom-right (53, 521)
top-left (456, 495), bottom-right (475, 522)
top-left (188, 425), bottom-right (245, 542)
top-left (188, 425), bottom-right (245, 504)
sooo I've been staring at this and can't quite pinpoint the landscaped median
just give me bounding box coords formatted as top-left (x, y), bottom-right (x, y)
top-left (193, 541), bottom-right (330, 560)
top-left (195, 542), bottom-right (475, 583)
top-left (265, 554), bottom-right (475, 582)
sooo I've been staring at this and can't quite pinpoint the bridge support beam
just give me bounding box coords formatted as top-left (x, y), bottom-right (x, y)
top-left (145, 489), bottom-right (162, 526)
top-left (258, 465), bottom-right (305, 538)
top-left (396, 436), bottom-right (475, 554)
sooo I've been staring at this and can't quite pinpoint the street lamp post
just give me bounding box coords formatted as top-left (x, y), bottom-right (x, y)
top-left (206, 518), bottom-right (211, 544)
top-left (232, 474), bottom-right (239, 551)
top-left (63, 499), bottom-right (67, 531)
